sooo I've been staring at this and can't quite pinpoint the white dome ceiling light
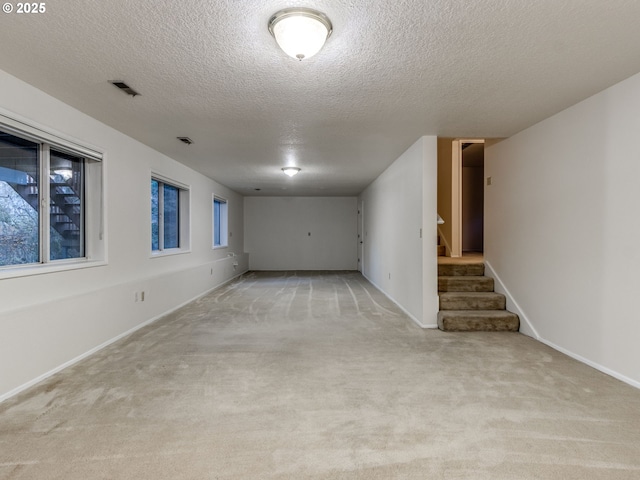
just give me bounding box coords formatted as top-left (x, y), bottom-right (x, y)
top-left (282, 167), bottom-right (301, 177)
top-left (268, 8), bottom-right (333, 61)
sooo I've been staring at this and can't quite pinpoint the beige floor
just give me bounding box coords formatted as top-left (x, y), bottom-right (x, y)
top-left (438, 251), bottom-right (484, 265)
top-left (1, 271), bottom-right (639, 479)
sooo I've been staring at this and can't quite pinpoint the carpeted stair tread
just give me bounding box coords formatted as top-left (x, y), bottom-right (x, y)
top-left (438, 276), bottom-right (494, 292)
top-left (438, 263), bottom-right (484, 277)
top-left (439, 292), bottom-right (506, 310)
top-left (436, 261), bottom-right (520, 333)
top-left (438, 310), bottom-right (520, 332)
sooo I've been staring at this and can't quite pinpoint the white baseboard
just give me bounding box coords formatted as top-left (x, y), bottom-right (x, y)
top-left (538, 338), bottom-right (640, 390)
top-left (0, 269), bottom-right (248, 404)
top-left (362, 273), bottom-right (437, 329)
top-left (484, 260), bottom-right (639, 390)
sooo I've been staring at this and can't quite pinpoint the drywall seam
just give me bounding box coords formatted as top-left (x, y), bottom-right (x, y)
top-left (0, 268), bottom-right (248, 404)
top-left (363, 273), bottom-right (437, 329)
top-left (484, 260), bottom-right (539, 339)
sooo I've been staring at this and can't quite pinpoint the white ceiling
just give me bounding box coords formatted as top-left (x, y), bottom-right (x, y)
top-left (1, 0), bottom-right (640, 196)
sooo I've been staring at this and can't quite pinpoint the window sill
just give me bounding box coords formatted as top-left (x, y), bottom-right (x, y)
top-left (150, 248), bottom-right (191, 259)
top-left (0, 258), bottom-right (107, 280)
top-left (213, 245), bottom-right (228, 250)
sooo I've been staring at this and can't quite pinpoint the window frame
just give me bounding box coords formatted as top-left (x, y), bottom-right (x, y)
top-left (212, 195), bottom-right (228, 249)
top-left (0, 112), bottom-right (105, 279)
top-left (151, 173), bottom-right (190, 257)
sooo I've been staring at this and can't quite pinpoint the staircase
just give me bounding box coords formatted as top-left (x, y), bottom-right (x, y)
top-left (11, 177), bottom-right (82, 251)
top-left (437, 262), bottom-right (519, 331)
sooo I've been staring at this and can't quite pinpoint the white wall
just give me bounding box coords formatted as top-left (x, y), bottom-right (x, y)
top-left (0, 70), bottom-right (248, 400)
top-left (359, 136), bottom-right (438, 327)
top-left (485, 71), bottom-right (640, 387)
top-left (244, 197), bottom-right (357, 270)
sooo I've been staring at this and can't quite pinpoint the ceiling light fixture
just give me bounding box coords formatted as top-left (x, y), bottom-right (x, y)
top-left (268, 8), bottom-right (332, 61)
top-left (282, 167), bottom-right (301, 177)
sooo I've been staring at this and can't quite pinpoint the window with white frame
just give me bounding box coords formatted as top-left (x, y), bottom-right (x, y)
top-left (0, 119), bottom-right (104, 275)
top-left (213, 196), bottom-right (228, 248)
top-left (151, 175), bottom-right (190, 254)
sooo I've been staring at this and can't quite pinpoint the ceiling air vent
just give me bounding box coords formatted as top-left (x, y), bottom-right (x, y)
top-left (109, 81), bottom-right (140, 97)
top-left (177, 137), bottom-right (193, 145)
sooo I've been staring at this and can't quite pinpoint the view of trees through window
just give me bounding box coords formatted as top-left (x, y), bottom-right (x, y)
top-left (0, 181), bottom-right (39, 266)
top-left (163, 184), bottom-right (179, 249)
top-left (213, 197), bottom-right (228, 247)
top-left (151, 178), bottom-right (180, 251)
top-left (151, 179), bottom-right (159, 251)
top-left (213, 197), bottom-right (221, 246)
top-left (0, 133), bottom-right (39, 266)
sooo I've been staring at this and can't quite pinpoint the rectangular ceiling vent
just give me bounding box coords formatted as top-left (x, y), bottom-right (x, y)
top-left (109, 81), bottom-right (140, 97)
top-left (177, 137), bottom-right (193, 145)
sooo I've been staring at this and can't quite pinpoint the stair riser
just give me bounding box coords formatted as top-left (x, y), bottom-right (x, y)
top-left (438, 264), bottom-right (484, 276)
top-left (439, 295), bottom-right (505, 311)
top-left (438, 277), bottom-right (494, 292)
top-left (437, 312), bottom-right (520, 332)
top-left (436, 261), bottom-right (520, 332)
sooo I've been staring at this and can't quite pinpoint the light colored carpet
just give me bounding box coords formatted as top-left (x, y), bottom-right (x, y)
top-left (1, 271), bottom-right (639, 479)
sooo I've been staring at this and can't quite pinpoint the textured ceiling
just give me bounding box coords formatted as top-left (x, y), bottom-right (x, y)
top-left (1, 0), bottom-right (640, 195)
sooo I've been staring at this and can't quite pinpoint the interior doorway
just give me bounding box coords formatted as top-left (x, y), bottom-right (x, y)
top-left (449, 139), bottom-right (484, 257)
top-left (461, 142), bottom-right (484, 253)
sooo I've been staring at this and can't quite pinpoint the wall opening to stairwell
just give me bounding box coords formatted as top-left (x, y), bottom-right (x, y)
top-left (437, 138), bottom-right (485, 258)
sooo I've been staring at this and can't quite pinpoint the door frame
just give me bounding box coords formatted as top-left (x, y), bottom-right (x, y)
top-left (451, 138), bottom-right (484, 257)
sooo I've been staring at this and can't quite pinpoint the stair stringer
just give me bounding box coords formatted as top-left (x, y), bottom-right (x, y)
top-left (484, 260), bottom-right (539, 339)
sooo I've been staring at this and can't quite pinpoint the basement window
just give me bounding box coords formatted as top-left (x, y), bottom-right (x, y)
top-left (0, 118), bottom-right (104, 278)
top-left (213, 195), bottom-right (228, 248)
top-left (151, 174), bottom-right (190, 255)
